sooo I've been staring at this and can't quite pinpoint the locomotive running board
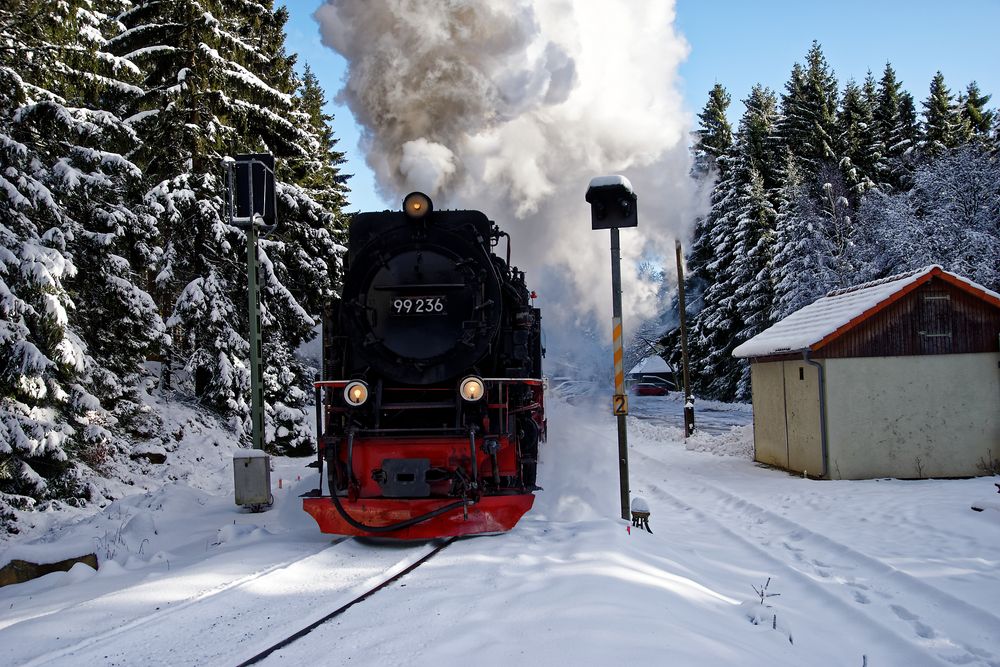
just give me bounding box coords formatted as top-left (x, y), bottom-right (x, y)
top-left (303, 495), bottom-right (535, 540)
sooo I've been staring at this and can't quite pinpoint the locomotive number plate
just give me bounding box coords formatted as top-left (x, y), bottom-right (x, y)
top-left (390, 295), bottom-right (447, 316)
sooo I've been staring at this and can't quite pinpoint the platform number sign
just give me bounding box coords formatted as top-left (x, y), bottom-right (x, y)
top-left (613, 393), bottom-right (628, 416)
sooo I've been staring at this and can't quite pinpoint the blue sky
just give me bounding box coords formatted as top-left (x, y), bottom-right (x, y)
top-left (281, 0), bottom-right (1000, 213)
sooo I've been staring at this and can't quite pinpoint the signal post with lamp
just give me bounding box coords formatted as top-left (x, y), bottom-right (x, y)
top-left (226, 153), bottom-right (277, 511)
top-left (586, 175), bottom-right (637, 522)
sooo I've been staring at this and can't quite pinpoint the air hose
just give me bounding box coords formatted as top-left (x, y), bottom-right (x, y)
top-left (328, 491), bottom-right (470, 534)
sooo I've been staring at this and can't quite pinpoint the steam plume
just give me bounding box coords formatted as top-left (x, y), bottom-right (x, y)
top-left (315, 0), bottom-right (703, 358)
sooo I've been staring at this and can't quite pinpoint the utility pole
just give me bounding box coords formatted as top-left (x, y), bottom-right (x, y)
top-left (675, 239), bottom-right (695, 437)
top-left (586, 175), bottom-right (638, 522)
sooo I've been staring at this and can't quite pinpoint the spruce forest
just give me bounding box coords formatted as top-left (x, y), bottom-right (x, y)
top-left (678, 42), bottom-right (1000, 402)
top-left (0, 0), bottom-right (348, 530)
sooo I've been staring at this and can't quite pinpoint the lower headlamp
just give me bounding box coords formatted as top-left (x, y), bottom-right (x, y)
top-left (344, 380), bottom-right (369, 407)
top-left (459, 376), bottom-right (485, 402)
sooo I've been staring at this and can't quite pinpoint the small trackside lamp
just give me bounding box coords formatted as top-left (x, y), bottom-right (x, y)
top-left (403, 192), bottom-right (433, 220)
top-left (459, 376), bottom-right (485, 402)
top-left (344, 380), bottom-right (369, 407)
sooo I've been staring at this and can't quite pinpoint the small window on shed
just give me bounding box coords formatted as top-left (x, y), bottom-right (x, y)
top-left (919, 290), bottom-right (952, 353)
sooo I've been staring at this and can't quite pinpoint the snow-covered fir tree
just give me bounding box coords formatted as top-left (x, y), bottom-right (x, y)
top-left (776, 42), bottom-right (840, 189)
top-left (959, 81), bottom-right (994, 146)
top-left (727, 167), bottom-right (777, 398)
top-left (294, 65), bottom-right (350, 213)
top-left (689, 86), bottom-right (780, 400)
top-left (836, 78), bottom-right (879, 198)
top-left (687, 148), bottom-right (742, 399)
top-left (872, 63), bottom-right (918, 191)
top-left (691, 84), bottom-right (734, 180)
top-left (771, 154), bottom-right (837, 320)
top-left (685, 83), bottom-right (734, 310)
top-left (816, 170), bottom-right (855, 287)
top-left (109, 0), bottom-right (347, 454)
top-left (920, 72), bottom-right (963, 157)
top-left (1, 0), bottom-right (164, 527)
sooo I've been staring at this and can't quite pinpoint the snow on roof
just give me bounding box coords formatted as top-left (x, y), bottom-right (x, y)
top-left (628, 354), bottom-right (670, 375)
top-left (588, 174), bottom-right (634, 194)
top-left (733, 265), bottom-right (1000, 358)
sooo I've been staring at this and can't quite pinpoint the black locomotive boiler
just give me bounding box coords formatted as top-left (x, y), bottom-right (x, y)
top-left (303, 192), bottom-right (545, 539)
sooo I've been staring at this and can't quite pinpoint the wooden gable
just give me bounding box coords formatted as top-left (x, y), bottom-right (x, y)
top-left (815, 276), bottom-right (1000, 359)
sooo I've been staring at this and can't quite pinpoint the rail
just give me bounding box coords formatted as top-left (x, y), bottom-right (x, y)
top-left (234, 538), bottom-right (457, 666)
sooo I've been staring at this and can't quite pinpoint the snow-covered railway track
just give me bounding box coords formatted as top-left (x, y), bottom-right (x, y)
top-left (235, 537), bottom-right (455, 666)
top-left (15, 538), bottom-right (454, 666)
top-left (636, 452), bottom-right (1000, 666)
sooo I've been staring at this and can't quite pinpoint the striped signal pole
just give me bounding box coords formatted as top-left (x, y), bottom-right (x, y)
top-left (610, 228), bottom-right (630, 520)
top-left (613, 317), bottom-right (625, 395)
top-left (586, 175), bottom-right (637, 522)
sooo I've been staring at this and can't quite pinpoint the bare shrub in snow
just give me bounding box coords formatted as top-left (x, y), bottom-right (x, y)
top-left (740, 577), bottom-right (793, 644)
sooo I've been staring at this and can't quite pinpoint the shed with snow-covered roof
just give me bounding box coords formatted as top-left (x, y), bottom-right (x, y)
top-left (627, 354), bottom-right (675, 385)
top-left (732, 266), bottom-right (1000, 479)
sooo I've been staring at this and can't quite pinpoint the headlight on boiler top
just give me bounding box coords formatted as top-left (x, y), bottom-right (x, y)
top-left (343, 380), bottom-right (369, 407)
top-left (459, 376), bottom-right (485, 402)
top-left (403, 192), bottom-right (433, 220)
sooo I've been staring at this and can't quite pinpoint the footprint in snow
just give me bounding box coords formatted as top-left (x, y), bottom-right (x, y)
top-left (914, 621), bottom-right (935, 639)
top-left (891, 605), bottom-right (938, 640)
top-left (782, 541), bottom-right (804, 554)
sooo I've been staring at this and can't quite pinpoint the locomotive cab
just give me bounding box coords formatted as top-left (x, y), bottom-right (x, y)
top-left (304, 193), bottom-right (545, 539)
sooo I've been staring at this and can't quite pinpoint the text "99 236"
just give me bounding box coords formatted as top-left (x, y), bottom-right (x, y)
top-left (391, 296), bottom-right (446, 316)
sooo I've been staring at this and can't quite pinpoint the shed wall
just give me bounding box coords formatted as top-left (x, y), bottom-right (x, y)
top-left (824, 353), bottom-right (1000, 479)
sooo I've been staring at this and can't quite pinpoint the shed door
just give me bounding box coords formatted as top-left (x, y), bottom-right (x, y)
top-left (784, 362), bottom-right (824, 476)
top-left (751, 361), bottom-right (824, 476)
top-left (750, 362), bottom-right (788, 468)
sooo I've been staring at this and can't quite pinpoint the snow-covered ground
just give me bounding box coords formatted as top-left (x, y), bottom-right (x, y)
top-left (630, 391), bottom-right (754, 436)
top-left (2, 393), bottom-right (998, 666)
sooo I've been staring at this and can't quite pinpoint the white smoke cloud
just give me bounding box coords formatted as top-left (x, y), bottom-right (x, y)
top-left (315, 0), bottom-right (703, 366)
top-left (399, 139), bottom-right (457, 195)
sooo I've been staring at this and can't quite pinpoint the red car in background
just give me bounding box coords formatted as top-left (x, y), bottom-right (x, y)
top-left (632, 376), bottom-right (676, 396)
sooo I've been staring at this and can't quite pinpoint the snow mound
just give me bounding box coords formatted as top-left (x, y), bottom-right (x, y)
top-left (214, 523), bottom-right (271, 545)
top-left (684, 424), bottom-right (755, 458)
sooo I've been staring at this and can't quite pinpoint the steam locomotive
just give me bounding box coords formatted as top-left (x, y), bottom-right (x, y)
top-left (303, 192), bottom-right (545, 539)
